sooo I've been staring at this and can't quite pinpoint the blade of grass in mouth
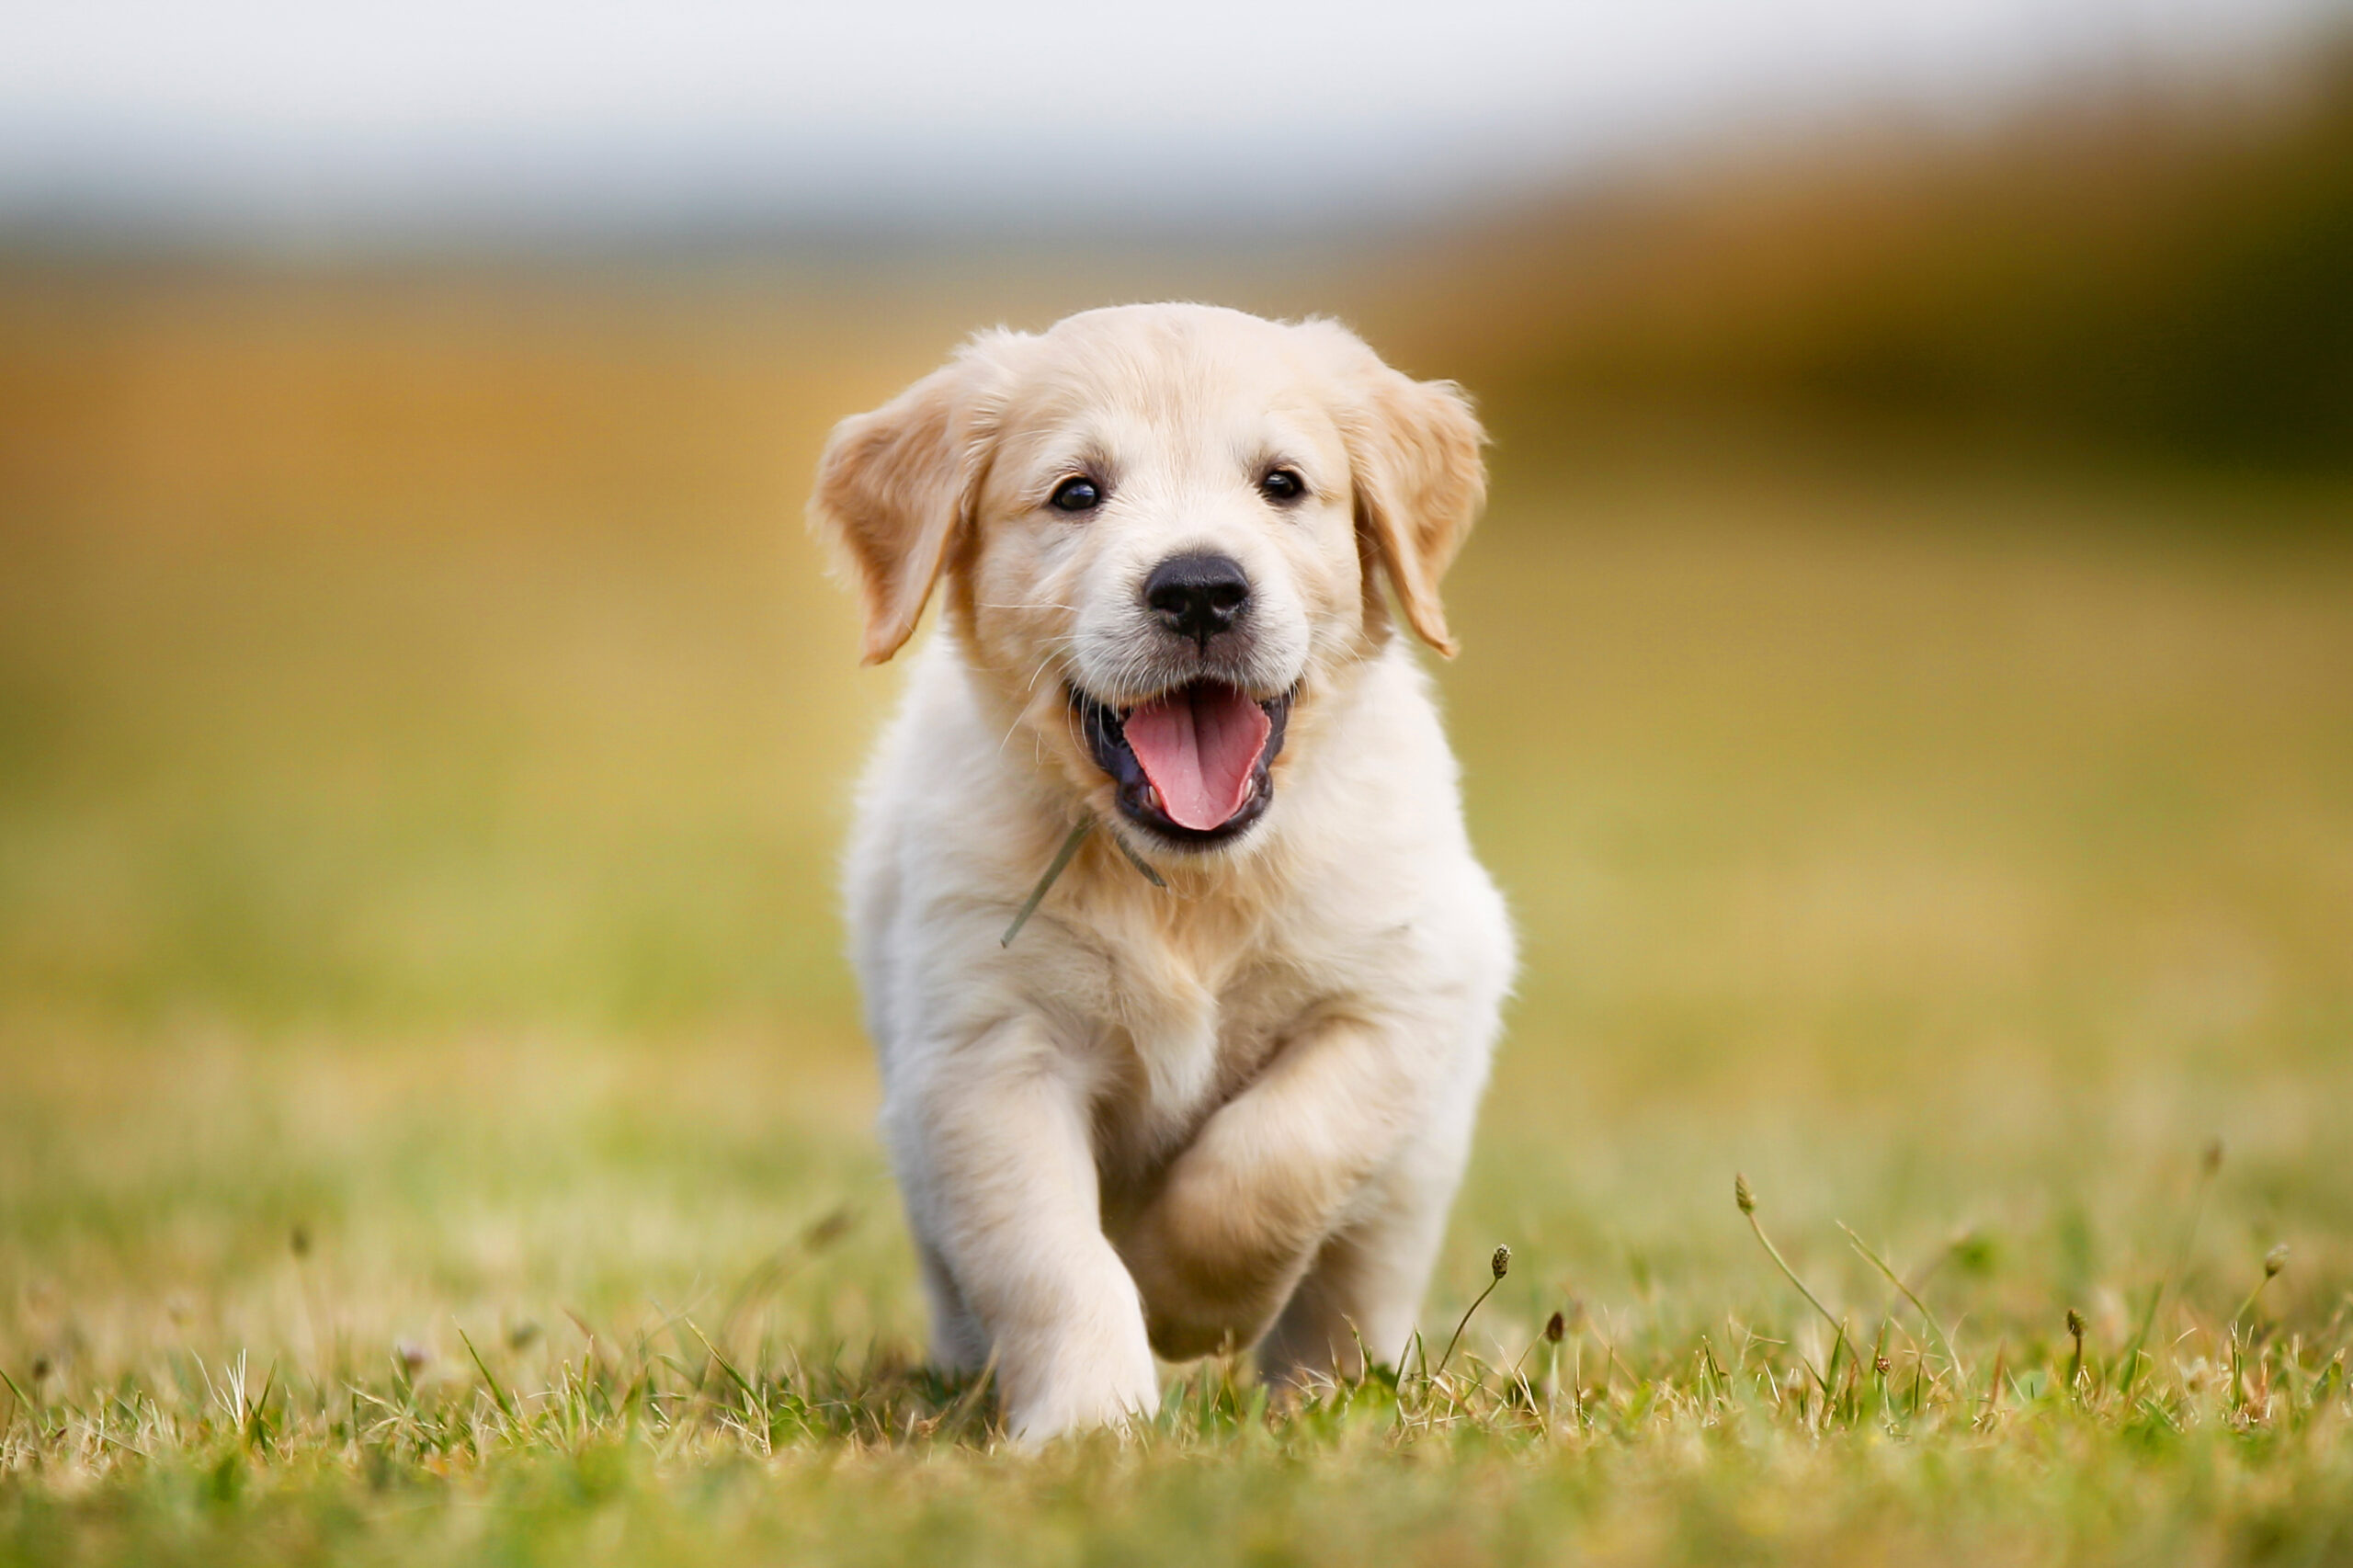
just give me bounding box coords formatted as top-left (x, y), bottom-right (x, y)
top-left (1001, 816), bottom-right (1164, 948)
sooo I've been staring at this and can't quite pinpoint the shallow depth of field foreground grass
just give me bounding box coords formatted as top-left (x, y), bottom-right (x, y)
top-left (3, 276), bottom-right (2351, 1564)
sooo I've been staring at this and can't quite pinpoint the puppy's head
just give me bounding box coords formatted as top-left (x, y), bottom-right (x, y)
top-left (812, 304), bottom-right (1483, 855)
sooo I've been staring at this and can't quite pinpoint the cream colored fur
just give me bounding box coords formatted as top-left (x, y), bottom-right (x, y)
top-left (810, 304), bottom-right (1514, 1442)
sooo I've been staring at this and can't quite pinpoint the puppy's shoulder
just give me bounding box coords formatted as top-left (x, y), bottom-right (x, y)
top-left (1304, 645), bottom-right (1468, 836)
top-left (845, 643), bottom-right (1029, 920)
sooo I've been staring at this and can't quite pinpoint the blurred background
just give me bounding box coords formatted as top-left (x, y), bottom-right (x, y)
top-left (3, 0), bottom-right (2350, 1382)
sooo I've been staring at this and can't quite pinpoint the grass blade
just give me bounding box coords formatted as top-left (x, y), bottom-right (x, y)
top-left (1839, 1221), bottom-right (1970, 1389)
top-left (458, 1326), bottom-right (519, 1428)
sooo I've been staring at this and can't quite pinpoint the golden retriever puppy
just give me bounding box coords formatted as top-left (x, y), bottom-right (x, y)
top-left (811, 303), bottom-right (1513, 1441)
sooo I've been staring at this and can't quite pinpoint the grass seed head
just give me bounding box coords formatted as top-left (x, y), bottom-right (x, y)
top-left (2066, 1309), bottom-right (2086, 1339)
top-left (1544, 1310), bottom-right (1566, 1344)
top-left (1491, 1244), bottom-right (1512, 1280)
top-left (2264, 1244), bottom-right (2288, 1278)
top-left (803, 1206), bottom-right (855, 1250)
top-left (1735, 1173), bottom-right (1756, 1214)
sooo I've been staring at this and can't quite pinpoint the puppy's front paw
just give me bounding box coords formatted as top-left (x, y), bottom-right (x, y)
top-left (1006, 1365), bottom-right (1162, 1431)
top-left (1121, 1176), bottom-right (1306, 1363)
top-left (1005, 1351), bottom-right (1158, 1446)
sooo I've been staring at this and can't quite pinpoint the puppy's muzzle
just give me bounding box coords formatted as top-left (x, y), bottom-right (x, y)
top-left (1144, 552), bottom-right (1250, 651)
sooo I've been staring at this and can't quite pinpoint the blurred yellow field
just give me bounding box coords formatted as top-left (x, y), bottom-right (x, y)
top-left (2, 269), bottom-right (2350, 1564)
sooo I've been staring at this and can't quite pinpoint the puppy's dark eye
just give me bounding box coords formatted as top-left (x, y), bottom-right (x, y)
top-left (1260, 468), bottom-right (1306, 503)
top-left (1050, 476), bottom-right (1102, 512)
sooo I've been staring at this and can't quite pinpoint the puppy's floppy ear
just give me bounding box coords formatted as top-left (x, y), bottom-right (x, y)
top-left (810, 334), bottom-right (1013, 665)
top-left (1313, 322), bottom-right (1488, 658)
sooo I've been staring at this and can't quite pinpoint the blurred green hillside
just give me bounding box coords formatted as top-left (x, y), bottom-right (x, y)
top-left (1376, 40), bottom-right (2353, 473)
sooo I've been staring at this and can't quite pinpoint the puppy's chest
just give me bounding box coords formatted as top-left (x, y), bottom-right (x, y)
top-left (1085, 929), bottom-right (1319, 1177)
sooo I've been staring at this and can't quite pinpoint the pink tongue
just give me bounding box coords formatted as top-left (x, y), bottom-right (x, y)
top-left (1122, 684), bottom-right (1271, 831)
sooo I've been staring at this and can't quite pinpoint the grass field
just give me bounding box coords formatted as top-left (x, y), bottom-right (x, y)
top-left (3, 272), bottom-right (2351, 1564)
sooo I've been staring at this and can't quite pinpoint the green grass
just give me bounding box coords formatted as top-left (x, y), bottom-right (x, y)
top-left (3, 278), bottom-right (2351, 1563)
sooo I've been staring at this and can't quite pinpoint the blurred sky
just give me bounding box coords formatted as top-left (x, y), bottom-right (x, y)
top-left (2, 0), bottom-right (2346, 242)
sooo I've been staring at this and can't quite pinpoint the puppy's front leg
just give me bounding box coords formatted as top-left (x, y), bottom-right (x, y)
top-left (890, 1017), bottom-right (1158, 1442)
top-left (1119, 1015), bottom-right (1420, 1360)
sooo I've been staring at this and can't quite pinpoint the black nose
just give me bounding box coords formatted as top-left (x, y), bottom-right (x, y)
top-left (1144, 553), bottom-right (1251, 646)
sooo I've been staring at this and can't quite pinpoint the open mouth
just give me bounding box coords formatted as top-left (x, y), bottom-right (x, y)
top-left (1073, 680), bottom-right (1294, 847)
